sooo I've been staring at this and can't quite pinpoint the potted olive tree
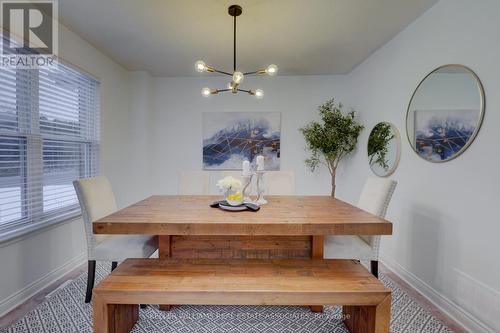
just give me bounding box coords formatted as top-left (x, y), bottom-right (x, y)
top-left (300, 99), bottom-right (364, 197)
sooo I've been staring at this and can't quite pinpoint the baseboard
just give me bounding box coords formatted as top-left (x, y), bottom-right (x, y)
top-left (381, 254), bottom-right (494, 333)
top-left (0, 252), bottom-right (87, 317)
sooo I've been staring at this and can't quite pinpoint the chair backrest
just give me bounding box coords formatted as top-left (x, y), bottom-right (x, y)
top-left (357, 177), bottom-right (397, 217)
top-left (221, 170), bottom-right (243, 181)
top-left (73, 176), bottom-right (118, 258)
top-left (265, 171), bottom-right (295, 195)
top-left (357, 177), bottom-right (397, 257)
top-left (178, 171), bottom-right (210, 195)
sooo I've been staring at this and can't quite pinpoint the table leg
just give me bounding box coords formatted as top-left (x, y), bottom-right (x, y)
top-left (312, 235), bottom-right (324, 258)
top-left (159, 235), bottom-right (172, 259)
top-left (310, 235), bottom-right (324, 313)
top-left (158, 235), bottom-right (172, 311)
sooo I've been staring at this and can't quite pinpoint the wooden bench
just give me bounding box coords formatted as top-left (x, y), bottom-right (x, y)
top-left (93, 258), bottom-right (391, 333)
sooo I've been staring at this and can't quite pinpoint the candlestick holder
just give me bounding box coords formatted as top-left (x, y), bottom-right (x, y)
top-left (241, 172), bottom-right (253, 203)
top-left (255, 170), bottom-right (267, 205)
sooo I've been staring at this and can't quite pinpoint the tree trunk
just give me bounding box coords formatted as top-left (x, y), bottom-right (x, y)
top-left (330, 168), bottom-right (336, 197)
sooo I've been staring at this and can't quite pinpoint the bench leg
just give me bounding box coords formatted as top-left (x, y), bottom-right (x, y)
top-left (310, 235), bottom-right (324, 313)
top-left (159, 235), bottom-right (173, 311)
top-left (93, 295), bottom-right (139, 333)
top-left (159, 305), bottom-right (172, 311)
top-left (343, 294), bottom-right (391, 333)
top-left (310, 305), bottom-right (323, 313)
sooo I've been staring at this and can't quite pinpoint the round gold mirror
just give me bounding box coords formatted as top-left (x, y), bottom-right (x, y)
top-left (406, 65), bottom-right (485, 162)
top-left (367, 122), bottom-right (401, 177)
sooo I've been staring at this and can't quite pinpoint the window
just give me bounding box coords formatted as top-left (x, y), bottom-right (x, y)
top-left (0, 46), bottom-right (100, 237)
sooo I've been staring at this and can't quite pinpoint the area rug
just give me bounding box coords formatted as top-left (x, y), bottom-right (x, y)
top-left (2, 263), bottom-right (454, 333)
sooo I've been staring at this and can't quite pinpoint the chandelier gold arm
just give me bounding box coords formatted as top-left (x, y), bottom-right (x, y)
top-left (243, 69), bottom-right (266, 76)
top-left (197, 5), bottom-right (274, 98)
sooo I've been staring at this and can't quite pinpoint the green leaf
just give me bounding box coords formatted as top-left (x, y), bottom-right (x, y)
top-left (300, 99), bottom-right (364, 173)
top-left (367, 122), bottom-right (395, 170)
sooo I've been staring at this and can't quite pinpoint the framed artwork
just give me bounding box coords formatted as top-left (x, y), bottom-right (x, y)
top-left (413, 109), bottom-right (479, 162)
top-left (202, 112), bottom-right (281, 170)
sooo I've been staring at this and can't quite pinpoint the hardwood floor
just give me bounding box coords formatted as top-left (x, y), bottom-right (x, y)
top-left (0, 262), bottom-right (467, 332)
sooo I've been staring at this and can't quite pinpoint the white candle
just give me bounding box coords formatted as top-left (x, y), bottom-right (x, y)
top-left (256, 155), bottom-right (264, 171)
top-left (242, 160), bottom-right (250, 175)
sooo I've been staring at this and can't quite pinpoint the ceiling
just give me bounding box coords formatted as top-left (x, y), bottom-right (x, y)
top-left (58, 0), bottom-right (438, 77)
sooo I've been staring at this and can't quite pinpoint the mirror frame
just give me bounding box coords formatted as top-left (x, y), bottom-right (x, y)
top-left (405, 64), bottom-right (485, 163)
top-left (367, 122), bottom-right (401, 177)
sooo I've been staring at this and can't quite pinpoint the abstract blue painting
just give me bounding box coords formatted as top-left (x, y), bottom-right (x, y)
top-left (414, 109), bottom-right (479, 162)
top-left (203, 112), bottom-right (281, 170)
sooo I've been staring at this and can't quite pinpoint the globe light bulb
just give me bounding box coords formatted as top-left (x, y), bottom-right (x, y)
top-left (254, 89), bottom-right (264, 99)
top-left (232, 71), bottom-right (244, 84)
top-left (195, 60), bottom-right (207, 72)
top-left (265, 64), bottom-right (278, 76)
top-left (201, 87), bottom-right (211, 97)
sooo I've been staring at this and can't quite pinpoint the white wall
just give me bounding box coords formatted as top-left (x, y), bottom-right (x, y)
top-left (0, 23), bottom-right (151, 315)
top-left (150, 75), bottom-right (348, 196)
top-left (125, 71), bottom-right (154, 200)
top-left (337, 0), bottom-right (500, 331)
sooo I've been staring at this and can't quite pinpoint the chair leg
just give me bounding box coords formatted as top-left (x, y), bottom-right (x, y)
top-left (111, 261), bottom-right (118, 272)
top-left (85, 260), bottom-right (96, 303)
top-left (371, 260), bottom-right (379, 278)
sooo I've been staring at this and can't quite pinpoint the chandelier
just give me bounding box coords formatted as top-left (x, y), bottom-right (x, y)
top-left (195, 5), bottom-right (278, 99)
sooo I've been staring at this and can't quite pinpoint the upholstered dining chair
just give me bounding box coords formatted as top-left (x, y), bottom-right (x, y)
top-left (222, 170), bottom-right (243, 181)
top-left (265, 171), bottom-right (296, 195)
top-left (324, 177), bottom-right (397, 278)
top-left (179, 171), bottom-right (210, 195)
top-left (73, 176), bottom-right (158, 303)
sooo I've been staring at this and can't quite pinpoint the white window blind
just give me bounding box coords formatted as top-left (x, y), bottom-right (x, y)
top-left (0, 44), bottom-right (100, 236)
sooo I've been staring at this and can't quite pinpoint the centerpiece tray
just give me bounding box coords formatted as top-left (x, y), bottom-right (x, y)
top-left (210, 200), bottom-right (260, 212)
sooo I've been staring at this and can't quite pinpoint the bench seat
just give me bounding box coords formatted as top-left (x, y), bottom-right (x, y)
top-left (93, 258), bottom-right (391, 333)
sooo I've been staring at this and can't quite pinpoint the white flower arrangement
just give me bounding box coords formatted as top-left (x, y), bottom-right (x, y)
top-left (216, 176), bottom-right (242, 192)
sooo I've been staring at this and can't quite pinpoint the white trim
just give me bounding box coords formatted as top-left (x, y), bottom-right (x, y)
top-left (0, 214), bottom-right (82, 247)
top-left (0, 252), bottom-right (86, 317)
top-left (380, 253), bottom-right (495, 333)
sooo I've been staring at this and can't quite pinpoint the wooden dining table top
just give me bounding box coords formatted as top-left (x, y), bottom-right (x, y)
top-left (93, 195), bottom-right (392, 236)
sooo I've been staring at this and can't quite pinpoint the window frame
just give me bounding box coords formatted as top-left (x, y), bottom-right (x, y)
top-left (0, 61), bottom-right (100, 243)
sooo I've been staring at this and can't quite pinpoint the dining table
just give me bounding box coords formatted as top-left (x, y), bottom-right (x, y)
top-left (93, 195), bottom-right (393, 312)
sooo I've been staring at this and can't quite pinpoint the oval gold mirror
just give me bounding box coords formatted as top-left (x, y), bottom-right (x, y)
top-left (368, 122), bottom-right (401, 177)
top-left (406, 64), bottom-right (485, 162)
